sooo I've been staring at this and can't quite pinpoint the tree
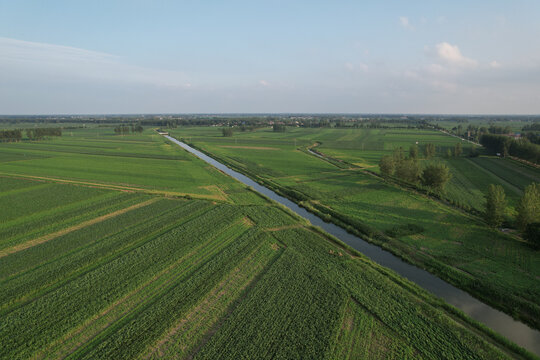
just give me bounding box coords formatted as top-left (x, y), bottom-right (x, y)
top-left (516, 183), bottom-right (540, 231)
top-left (524, 223), bottom-right (540, 249)
top-left (409, 144), bottom-right (419, 159)
top-left (469, 145), bottom-right (479, 157)
top-left (446, 149), bottom-right (453, 158)
top-left (379, 155), bottom-right (395, 177)
top-left (421, 163), bottom-right (452, 192)
top-left (273, 124), bottom-right (286, 132)
top-left (392, 147), bottom-right (405, 163)
top-left (424, 143), bottom-right (436, 159)
top-left (222, 128), bottom-right (233, 137)
top-left (395, 158), bottom-right (420, 183)
top-left (454, 142), bottom-right (463, 157)
top-left (485, 184), bottom-right (506, 227)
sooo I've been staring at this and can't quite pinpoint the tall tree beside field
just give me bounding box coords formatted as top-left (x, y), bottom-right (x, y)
top-left (516, 183), bottom-right (540, 231)
top-left (424, 143), bottom-right (436, 158)
top-left (421, 163), bottom-right (452, 192)
top-left (379, 155), bottom-right (395, 177)
top-left (454, 142), bottom-right (463, 157)
top-left (485, 184), bottom-right (506, 227)
top-left (409, 144), bottom-right (419, 159)
top-left (222, 128), bottom-right (233, 137)
top-left (395, 158), bottom-right (421, 183)
top-left (392, 147), bottom-right (405, 163)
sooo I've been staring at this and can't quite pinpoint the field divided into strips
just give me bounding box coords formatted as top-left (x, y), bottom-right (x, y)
top-left (0, 127), bottom-right (535, 359)
top-left (171, 126), bottom-right (540, 330)
top-left (0, 128), bottom-right (265, 204)
top-left (443, 156), bottom-right (540, 211)
top-left (0, 176), bottom-right (522, 359)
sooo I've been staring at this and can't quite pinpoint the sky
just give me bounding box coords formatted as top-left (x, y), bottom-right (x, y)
top-left (1, 0), bottom-right (540, 115)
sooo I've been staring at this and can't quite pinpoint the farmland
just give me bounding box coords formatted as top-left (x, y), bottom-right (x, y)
top-left (169, 125), bottom-right (540, 329)
top-left (0, 126), bottom-right (533, 359)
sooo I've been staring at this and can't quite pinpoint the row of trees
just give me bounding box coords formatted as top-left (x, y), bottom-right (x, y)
top-left (0, 129), bottom-right (22, 142)
top-left (480, 134), bottom-right (540, 164)
top-left (448, 124), bottom-right (514, 143)
top-left (0, 128), bottom-right (63, 142)
top-left (379, 146), bottom-right (452, 192)
top-left (26, 127), bottom-right (62, 140)
top-left (114, 125), bottom-right (143, 135)
top-left (485, 183), bottom-right (540, 248)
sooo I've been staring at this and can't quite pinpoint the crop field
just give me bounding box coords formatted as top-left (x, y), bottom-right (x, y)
top-left (0, 127), bottom-right (532, 359)
top-left (0, 128), bottom-right (266, 204)
top-left (443, 156), bottom-right (540, 211)
top-left (171, 126), bottom-right (540, 329)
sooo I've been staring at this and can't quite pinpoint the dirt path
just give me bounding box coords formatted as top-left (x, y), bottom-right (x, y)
top-left (0, 198), bottom-right (159, 258)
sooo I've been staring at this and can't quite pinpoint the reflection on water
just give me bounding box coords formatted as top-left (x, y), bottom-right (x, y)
top-left (165, 135), bottom-right (540, 356)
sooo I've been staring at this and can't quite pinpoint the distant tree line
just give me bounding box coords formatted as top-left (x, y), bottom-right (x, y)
top-left (26, 127), bottom-right (62, 140)
top-left (114, 124), bottom-right (143, 135)
top-left (521, 123), bottom-right (540, 145)
top-left (0, 129), bottom-right (22, 142)
top-left (480, 134), bottom-right (540, 164)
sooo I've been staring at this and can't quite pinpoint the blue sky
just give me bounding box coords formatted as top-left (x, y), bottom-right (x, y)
top-left (1, 0), bottom-right (539, 114)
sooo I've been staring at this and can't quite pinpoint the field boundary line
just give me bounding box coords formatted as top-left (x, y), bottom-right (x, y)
top-left (0, 198), bottom-right (159, 258)
top-left (142, 240), bottom-right (272, 359)
top-left (62, 218), bottom-right (251, 359)
top-left (0, 172), bottom-right (227, 201)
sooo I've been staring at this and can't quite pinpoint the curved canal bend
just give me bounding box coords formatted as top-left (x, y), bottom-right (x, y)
top-left (164, 135), bottom-right (540, 356)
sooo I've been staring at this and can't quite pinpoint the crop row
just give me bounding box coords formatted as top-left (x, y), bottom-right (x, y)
top-left (193, 248), bottom-right (345, 360)
top-left (0, 189), bottom-right (143, 250)
top-left (275, 227), bottom-right (510, 359)
top-left (0, 202), bottom-right (246, 359)
top-left (72, 224), bottom-right (264, 359)
top-left (0, 199), bottom-right (210, 313)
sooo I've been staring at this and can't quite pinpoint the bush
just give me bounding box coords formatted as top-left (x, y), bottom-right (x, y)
top-left (385, 224), bottom-right (425, 238)
top-left (395, 158), bottom-right (420, 183)
top-left (379, 155), bottom-right (395, 177)
top-left (421, 163), bottom-right (451, 192)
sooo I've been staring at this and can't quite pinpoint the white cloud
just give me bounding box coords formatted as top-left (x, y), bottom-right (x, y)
top-left (490, 60), bottom-right (502, 68)
top-left (399, 16), bottom-right (413, 30)
top-left (435, 42), bottom-right (477, 67)
top-left (0, 37), bottom-right (191, 88)
top-left (344, 62), bottom-right (368, 73)
top-left (259, 80), bottom-right (269, 86)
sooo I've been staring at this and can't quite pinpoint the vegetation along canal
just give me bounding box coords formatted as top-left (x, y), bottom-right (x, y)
top-left (164, 134), bottom-right (540, 356)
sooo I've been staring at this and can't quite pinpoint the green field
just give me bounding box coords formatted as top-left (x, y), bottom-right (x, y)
top-left (169, 126), bottom-right (540, 329)
top-left (0, 127), bottom-right (533, 359)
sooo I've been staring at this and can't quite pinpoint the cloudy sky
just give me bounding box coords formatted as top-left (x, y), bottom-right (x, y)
top-left (1, 0), bottom-right (539, 114)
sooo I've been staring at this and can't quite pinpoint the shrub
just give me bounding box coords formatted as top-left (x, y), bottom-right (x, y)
top-left (385, 224), bottom-right (425, 238)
